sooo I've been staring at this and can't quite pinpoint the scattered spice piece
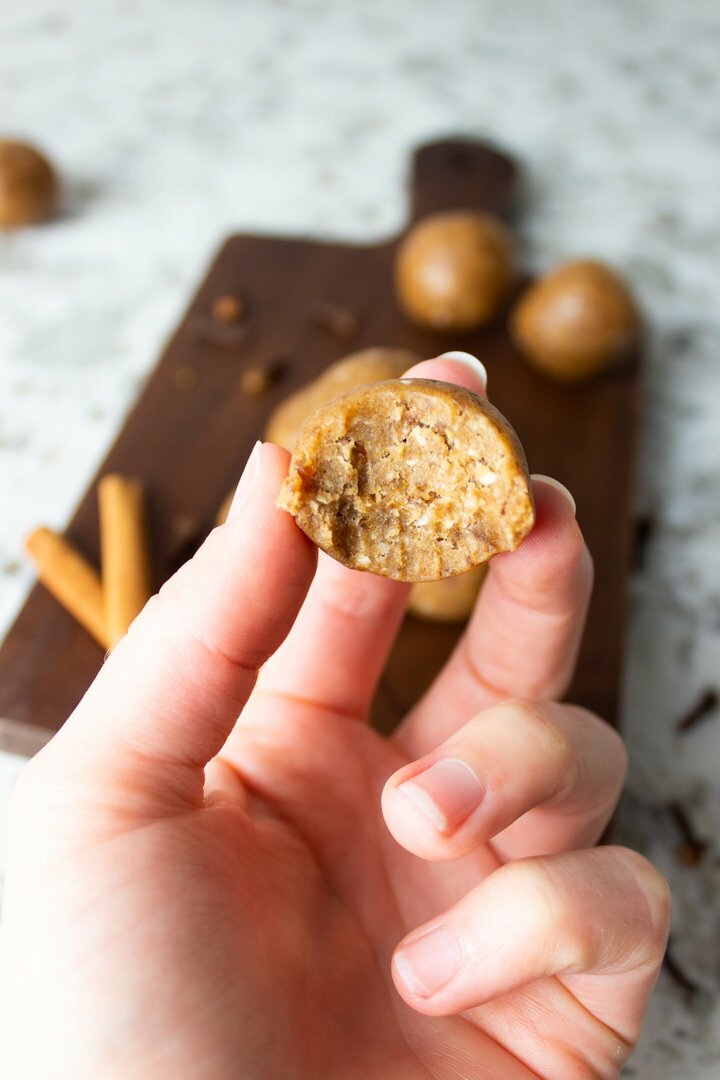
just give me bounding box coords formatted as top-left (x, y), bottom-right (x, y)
top-left (677, 843), bottom-right (705, 869)
top-left (173, 366), bottom-right (198, 392)
top-left (310, 300), bottom-right (360, 341)
top-left (240, 361), bottom-right (285, 397)
top-left (668, 801), bottom-right (708, 867)
top-left (676, 687), bottom-right (718, 733)
top-left (663, 943), bottom-right (700, 996)
top-left (212, 293), bottom-right (245, 324)
top-left (633, 513), bottom-right (656, 571)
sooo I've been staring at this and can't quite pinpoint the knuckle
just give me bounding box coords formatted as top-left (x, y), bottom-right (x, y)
top-left (504, 857), bottom-right (594, 971)
top-left (503, 857), bottom-right (567, 928)
top-left (503, 698), bottom-right (575, 769)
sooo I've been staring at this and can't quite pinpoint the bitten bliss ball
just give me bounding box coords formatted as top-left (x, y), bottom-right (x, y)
top-left (278, 379), bottom-right (534, 582)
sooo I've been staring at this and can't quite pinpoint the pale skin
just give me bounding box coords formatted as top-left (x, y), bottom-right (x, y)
top-left (0, 357), bottom-right (670, 1079)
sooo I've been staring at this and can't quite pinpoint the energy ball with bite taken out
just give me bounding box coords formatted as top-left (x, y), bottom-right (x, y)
top-left (266, 346), bottom-right (484, 621)
top-left (278, 379), bottom-right (534, 582)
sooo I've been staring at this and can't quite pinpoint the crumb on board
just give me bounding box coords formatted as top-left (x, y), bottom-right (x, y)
top-left (212, 293), bottom-right (245, 324)
top-left (241, 361), bottom-right (285, 396)
top-left (172, 366), bottom-right (198, 391)
top-left (310, 300), bottom-right (361, 341)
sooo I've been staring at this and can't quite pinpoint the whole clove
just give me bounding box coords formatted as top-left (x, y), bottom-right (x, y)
top-left (676, 688), bottom-right (718, 734)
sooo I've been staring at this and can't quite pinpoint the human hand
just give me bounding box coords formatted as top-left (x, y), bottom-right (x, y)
top-left (0, 357), bottom-right (669, 1079)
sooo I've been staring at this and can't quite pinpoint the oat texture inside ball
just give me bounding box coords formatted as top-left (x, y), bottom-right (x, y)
top-left (278, 379), bottom-right (534, 581)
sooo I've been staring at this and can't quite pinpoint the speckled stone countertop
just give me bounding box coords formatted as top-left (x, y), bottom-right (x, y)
top-left (1, 1), bottom-right (719, 1074)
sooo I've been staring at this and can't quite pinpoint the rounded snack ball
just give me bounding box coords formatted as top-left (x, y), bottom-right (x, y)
top-left (0, 140), bottom-right (58, 228)
top-left (511, 259), bottom-right (641, 382)
top-left (278, 378), bottom-right (534, 583)
top-left (395, 211), bottom-right (516, 332)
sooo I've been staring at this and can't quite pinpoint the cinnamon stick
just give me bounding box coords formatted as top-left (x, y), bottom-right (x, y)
top-left (25, 527), bottom-right (109, 648)
top-left (98, 474), bottom-right (152, 645)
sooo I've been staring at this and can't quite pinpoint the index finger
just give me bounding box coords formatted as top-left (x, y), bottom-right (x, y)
top-left (35, 443), bottom-right (316, 808)
top-left (396, 476), bottom-right (593, 757)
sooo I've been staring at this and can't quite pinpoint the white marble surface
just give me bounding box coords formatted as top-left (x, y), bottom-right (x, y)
top-left (1, 0), bottom-right (720, 1074)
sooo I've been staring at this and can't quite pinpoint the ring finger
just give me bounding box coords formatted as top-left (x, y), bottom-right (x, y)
top-left (396, 475), bottom-right (593, 757)
top-left (383, 698), bottom-right (627, 862)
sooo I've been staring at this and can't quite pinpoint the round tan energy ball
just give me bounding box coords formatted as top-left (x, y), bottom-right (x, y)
top-left (511, 259), bottom-right (641, 382)
top-left (395, 211), bottom-right (516, 332)
top-left (0, 140), bottom-right (58, 228)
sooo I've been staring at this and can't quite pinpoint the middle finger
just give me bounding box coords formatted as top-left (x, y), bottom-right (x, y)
top-left (396, 477), bottom-right (593, 757)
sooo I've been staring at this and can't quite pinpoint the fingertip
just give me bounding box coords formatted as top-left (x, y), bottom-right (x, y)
top-left (491, 473), bottom-right (590, 594)
top-left (382, 758), bottom-right (486, 862)
top-left (401, 353), bottom-right (488, 397)
top-left (391, 920), bottom-right (465, 1013)
top-left (531, 474), bottom-right (576, 518)
top-left (243, 441), bottom-right (318, 576)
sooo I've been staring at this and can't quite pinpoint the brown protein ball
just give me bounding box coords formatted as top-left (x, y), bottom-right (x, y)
top-left (408, 564), bottom-right (487, 622)
top-left (0, 140), bottom-right (58, 228)
top-left (278, 379), bottom-right (534, 582)
top-left (395, 211), bottom-right (516, 332)
top-left (511, 259), bottom-right (641, 382)
top-left (265, 347), bottom-right (421, 451)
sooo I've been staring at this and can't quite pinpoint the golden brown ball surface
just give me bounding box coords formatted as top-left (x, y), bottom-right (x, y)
top-left (511, 259), bottom-right (640, 382)
top-left (395, 211), bottom-right (516, 332)
top-left (0, 140), bottom-right (58, 228)
top-left (407, 565), bottom-right (487, 621)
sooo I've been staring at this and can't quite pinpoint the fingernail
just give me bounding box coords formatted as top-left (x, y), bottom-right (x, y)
top-left (228, 441), bottom-right (262, 522)
top-left (437, 351), bottom-right (488, 390)
top-left (397, 758), bottom-right (484, 834)
top-left (531, 474), bottom-right (576, 516)
top-left (394, 923), bottom-right (463, 998)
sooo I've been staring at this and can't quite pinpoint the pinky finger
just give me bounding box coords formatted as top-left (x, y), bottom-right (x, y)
top-left (393, 846), bottom-right (670, 1073)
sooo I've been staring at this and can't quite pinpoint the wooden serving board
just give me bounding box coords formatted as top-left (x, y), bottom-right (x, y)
top-left (0, 139), bottom-right (639, 735)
